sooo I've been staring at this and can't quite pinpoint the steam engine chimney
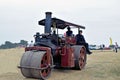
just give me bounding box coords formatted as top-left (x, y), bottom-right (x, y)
top-left (45, 12), bottom-right (52, 33)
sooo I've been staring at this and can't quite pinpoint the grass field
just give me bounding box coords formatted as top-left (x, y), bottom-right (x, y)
top-left (0, 48), bottom-right (120, 80)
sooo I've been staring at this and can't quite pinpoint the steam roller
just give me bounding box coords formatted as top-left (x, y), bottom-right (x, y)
top-left (18, 12), bottom-right (90, 80)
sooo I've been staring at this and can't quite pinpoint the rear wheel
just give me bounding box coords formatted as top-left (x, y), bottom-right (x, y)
top-left (72, 45), bottom-right (87, 70)
top-left (20, 51), bottom-right (53, 79)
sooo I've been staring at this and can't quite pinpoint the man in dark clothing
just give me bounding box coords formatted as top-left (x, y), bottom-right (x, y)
top-left (76, 30), bottom-right (92, 54)
top-left (51, 30), bottom-right (58, 45)
top-left (66, 27), bottom-right (73, 37)
top-left (34, 32), bottom-right (41, 43)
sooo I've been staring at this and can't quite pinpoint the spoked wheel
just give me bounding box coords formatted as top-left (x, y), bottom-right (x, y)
top-left (79, 47), bottom-right (86, 70)
top-left (40, 53), bottom-right (53, 79)
top-left (72, 45), bottom-right (87, 70)
top-left (19, 51), bottom-right (53, 80)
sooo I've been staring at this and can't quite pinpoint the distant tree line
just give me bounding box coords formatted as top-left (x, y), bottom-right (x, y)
top-left (0, 40), bottom-right (28, 49)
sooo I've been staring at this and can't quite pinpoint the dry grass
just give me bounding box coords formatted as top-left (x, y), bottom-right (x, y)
top-left (0, 48), bottom-right (120, 80)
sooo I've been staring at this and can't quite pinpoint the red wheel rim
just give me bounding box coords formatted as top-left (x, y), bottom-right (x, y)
top-left (40, 53), bottom-right (52, 78)
top-left (79, 47), bottom-right (86, 69)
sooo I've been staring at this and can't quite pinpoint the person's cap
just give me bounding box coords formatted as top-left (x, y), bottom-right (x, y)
top-left (36, 32), bottom-right (40, 35)
top-left (67, 27), bottom-right (70, 29)
top-left (79, 30), bottom-right (82, 33)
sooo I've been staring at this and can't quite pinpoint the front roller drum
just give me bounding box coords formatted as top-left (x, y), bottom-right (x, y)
top-left (19, 51), bottom-right (53, 79)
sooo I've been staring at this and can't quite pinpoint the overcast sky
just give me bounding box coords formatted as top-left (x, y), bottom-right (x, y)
top-left (0, 0), bottom-right (120, 46)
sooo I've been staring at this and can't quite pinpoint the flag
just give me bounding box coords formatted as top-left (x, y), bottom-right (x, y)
top-left (109, 37), bottom-right (112, 45)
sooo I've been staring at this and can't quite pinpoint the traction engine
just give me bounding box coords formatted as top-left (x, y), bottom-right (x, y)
top-left (18, 12), bottom-right (87, 80)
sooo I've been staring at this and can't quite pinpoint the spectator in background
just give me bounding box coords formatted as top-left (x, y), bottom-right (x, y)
top-left (114, 42), bottom-right (118, 53)
top-left (28, 40), bottom-right (34, 47)
top-left (100, 44), bottom-right (105, 51)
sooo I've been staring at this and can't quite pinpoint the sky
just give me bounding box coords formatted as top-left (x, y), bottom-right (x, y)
top-left (0, 0), bottom-right (120, 46)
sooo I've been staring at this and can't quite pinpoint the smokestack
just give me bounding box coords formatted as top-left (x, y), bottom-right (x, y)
top-left (45, 12), bottom-right (52, 33)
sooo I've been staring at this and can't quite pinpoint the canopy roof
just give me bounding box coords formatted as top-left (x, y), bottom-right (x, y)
top-left (38, 18), bottom-right (85, 29)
